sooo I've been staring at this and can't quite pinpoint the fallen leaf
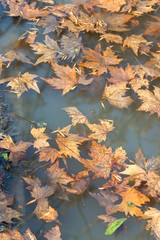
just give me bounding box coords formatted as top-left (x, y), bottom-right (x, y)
top-left (30, 127), bottom-right (50, 149)
top-left (102, 82), bottom-right (133, 108)
top-left (123, 34), bottom-right (151, 55)
top-left (86, 119), bottom-right (115, 142)
top-left (144, 207), bottom-right (160, 240)
top-left (63, 107), bottom-right (89, 125)
top-left (82, 47), bottom-right (122, 76)
top-left (44, 225), bottom-right (62, 240)
top-left (0, 136), bottom-right (32, 165)
top-left (137, 86), bottom-right (160, 118)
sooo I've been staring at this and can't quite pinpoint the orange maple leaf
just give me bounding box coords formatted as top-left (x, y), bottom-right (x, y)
top-left (38, 147), bottom-right (59, 163)
top-left (82, 47), bottom-right (122, 76)
top-left (47, 161), bottom-right (73, 185)
top-left (119, 187), bottom-right (150, 217)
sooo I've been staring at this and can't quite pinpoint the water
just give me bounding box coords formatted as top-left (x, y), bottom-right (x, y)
top-left (0, 2), bottom-right (159, 240)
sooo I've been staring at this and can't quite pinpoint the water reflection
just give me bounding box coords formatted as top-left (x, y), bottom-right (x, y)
top-left (0, 3), bottom-right (159, 240)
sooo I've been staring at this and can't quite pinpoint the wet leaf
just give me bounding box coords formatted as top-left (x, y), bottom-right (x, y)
top-left (105, 218), bottom-right (127, 235)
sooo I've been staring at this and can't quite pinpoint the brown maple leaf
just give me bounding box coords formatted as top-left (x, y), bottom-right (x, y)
top-left (86, 119), bottom-right (115, 143)
top-left (82, 47), bottom-right (122, 76)
top-left (0, 72), bottom-right (40, 98)
top-left (100, 33), bottom-right (123, 44)
top-left (23, 228), bottom-right (37, 240)
top-left (144, 207), bottom-right (160, 240)
top-left (137, 86), bottom-right (160, 118)
top-left (34, 198), bottom-right (58, 222)
top-left (130, 76), bottom-right (149, 92)
top-left (90, 0), bottom-right (126, 12)
top-left (38, 147), bottom-right (59, 163)
top-left (82, 141), bottom-right (113, 179)
top-left (0, 136), bottom-right (32, 165)
top-left (96, 12), bottom-right (134, 32)
top-left (5, 49), bottom-right (33, 66)
top-left (42, 63), bottom-right (77, 95)
top-left (0, 191), bottom-right (22, 223)
top-left (108, 64), bottom-right (135, 84)
top-left (123, 34), bottom-right (151, 55)
top-left (102, 82), bottom-right (133, 108)
top-left (144, 16), bottom-right (160, 38)
top-left (44, 225), bottom-right (62, 240)
top-left (63, 107), bottom-right (90, 125)
top-left (0, 229), bottom-right (24, 240)
top-left (30, 181), bottom-right (55, 201)
top-left (30, 127), bottom-right (50, 149)
top-left (31, 35), bottom-right (60, 65)
top-left (118, 187), bottom-right (150, 217)
top-left (90, 190), bottom-right (121, 215)
top-left (47, 161), bottom-right (73, 185)
top-left (56, 132), bottom-right (87, 159)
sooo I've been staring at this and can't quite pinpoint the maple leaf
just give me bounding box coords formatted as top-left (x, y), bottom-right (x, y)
top-left (30, 127), bottom-right (50, 149)
top-left (123, 34), bottom-right (151, 55)
top-left (30, 181), bottom-right (55, 201)
top-left (108, 64), bottom-right (135, 84)
top-left (133, 1), bottom-right (158, 16)
top-left (90, 190), bottom-right (121, 215)
top-left (0, 229), bottom-right (24, 240)
top-left (137, 86), bottom-right (160, 118)
top-left (47, 161), bottom-right (73, 185)
top-left (0, 135), bottom-right (32, 165)
top-left (30, 35), bottom-right (60, 65)
top-left (134, 171), bottom-right (160, 198)
top-left (38, 147), bottom-right (59, 163)
top-left (144, 16), bottom-right (160, 38)
top-left (34, 198), bottom-right (58, 222)
top-left (44, 225), bottom-right (62, 240)
top-left (56, 132), bottom-right (87, 159)
top-left (144, 207), bottom-right (160, 240)
top-left (118, 187), bottom-right (150, 217)
top-left (42, 63), bottom-right (77, 95)
top-left (5, 49), bottom-right (33, 66)
top-left (102, 82), bottom-right (133, 108)
top-left (130, 76), bottom-right (149, 92)
top-left (82, 47), bottom-right (122, 76)
top-left (82, 141), bottom-right (113, 179)
top-left (0, 191), bottom-right (22, 223)
top-left (37, 15), bottom-right (58, 34)
top-left (63, 107), bottom-right (89, 125)
top-left (23, 176), bottom-right (42, 191)
top-left (86, 119), bottom-right (115, 143)
top-left (0, 72), bottom-right (40, 98)
top-left (23, 228), bottom-right (37, 240)
top-left (96, 12), bottom-right (134, 32)
top-left (58, 32), bottom-right (82, 60)
top-left (100, 33), bottom-right (123, 44)
top-left (91, 0), bottom-right (126, 12)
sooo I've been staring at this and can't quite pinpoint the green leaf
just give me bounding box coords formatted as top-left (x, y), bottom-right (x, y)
top-left (105, 218), bottom-right (127, 235)
top-left (1, 153), bottom-right (8, 161)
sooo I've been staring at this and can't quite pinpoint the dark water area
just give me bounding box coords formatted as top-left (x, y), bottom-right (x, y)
top-left (0, 1), bottom-right (160, 240)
